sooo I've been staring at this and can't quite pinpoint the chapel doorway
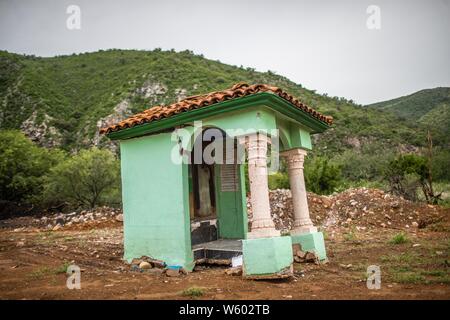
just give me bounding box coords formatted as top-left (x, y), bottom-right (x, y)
top-left (189, 128), bottom-right (219, 246)
top-left (189, 128), bottom-right (246, 262)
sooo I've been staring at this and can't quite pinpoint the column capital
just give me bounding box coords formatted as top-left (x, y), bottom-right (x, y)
top-left (280, 148), bottom-right (307, 158)
top-left (237, 132), bottom-right (271, 147)
top-left (280, 148), bottom-right (307, 170)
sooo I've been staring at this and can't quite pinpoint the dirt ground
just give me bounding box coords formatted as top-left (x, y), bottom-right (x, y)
top-left (0, 218), bottom-right (449, 300)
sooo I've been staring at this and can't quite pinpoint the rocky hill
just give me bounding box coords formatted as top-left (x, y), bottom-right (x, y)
top-left (0, 49), bottom-right (446, 184)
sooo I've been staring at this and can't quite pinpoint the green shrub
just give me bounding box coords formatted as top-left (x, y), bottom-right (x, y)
top-left (432, 149), bottom-right (450, 182)
top-left (268, 172), bottom-right (290, 190)
top-left (0, 130), bottom-right (64, 203)
top-left (304, 157), bottom-right (342, 195)
top-left (385, 153), bottom-right (441, 204)
top-left (43, 148), bottom-right (120, 209)
top-left (333, 144), bottom-right (395, 182)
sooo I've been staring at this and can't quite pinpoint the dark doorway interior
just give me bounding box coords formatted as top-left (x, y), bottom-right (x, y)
top-left (189, 129), bottom-right (219, 246)
top-left (191, 163), bottom-right (216, 220)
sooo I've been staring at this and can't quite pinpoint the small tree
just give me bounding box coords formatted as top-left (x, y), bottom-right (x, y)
top-left (44, 148), bottom-right (120, 209)
top-left (305, 157), bottom-right (342, 195)
top-left (0, 130), bottom-right (63, 204)
top-left (385, 153), bottom-right (441, 204)
top-left (422, 131), bottom-right (441, 204)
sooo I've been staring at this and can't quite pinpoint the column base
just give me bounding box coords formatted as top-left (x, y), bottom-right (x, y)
top-left (291, 225), bottom-right (317, 235)
top-left (290, 231), bottom-right (327, 261)
top-left (242, 236), bottom-right (293, 277)
top-left (247, 228), bottom-right (280, 239)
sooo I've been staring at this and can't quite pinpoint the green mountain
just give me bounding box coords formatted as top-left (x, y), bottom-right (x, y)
top-left (0, 49), bottom-right (445, 183)
top-left (367, 88), bottom-right (450, 144)
top-left (367, 87), bottom-right (450, 119)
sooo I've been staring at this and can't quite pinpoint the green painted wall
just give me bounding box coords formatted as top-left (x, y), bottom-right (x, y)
top-left (276, 115), bottom-right (313, 151)
top-left (120, 132), bottom-right (194, 270)
top-left (243, 236), bottom-right (293, 276)
top-left (215, 164), bottom-right (248, 239)
top-left (179, 106), bottom-right (313, 153)
top-left (202, 107), bottom-right (276, 136)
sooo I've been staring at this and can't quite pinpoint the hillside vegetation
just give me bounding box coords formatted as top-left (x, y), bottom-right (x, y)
top-left (367, 87), bottom-right (450, 119)
top-left (0, 49), bottom-right (449, 210)
top-left (1, 49), bottom-right (433, 151)
top-left (367, 87), bottom-right (450, 145)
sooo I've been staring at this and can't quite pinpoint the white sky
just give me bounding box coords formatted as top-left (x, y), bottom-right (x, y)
top-left (0, 0), bottom-right (449, 104)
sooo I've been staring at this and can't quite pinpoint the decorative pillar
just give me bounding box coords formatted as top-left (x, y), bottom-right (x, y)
top-left (281, 148), bottom-right (317, 234)
top-left (244, 133), bottom-right (280, 239)
top-left (240, 133), bottom-right (293, 278)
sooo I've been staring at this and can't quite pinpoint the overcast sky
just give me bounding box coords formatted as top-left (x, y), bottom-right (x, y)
top-left (1, 0), bottom-right (449, 104)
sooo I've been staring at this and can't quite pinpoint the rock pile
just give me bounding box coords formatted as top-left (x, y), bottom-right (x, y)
top-left (2, 206), bottom-right (123, 231)
top-left (247, 189), bottom-right (295, 233)
top-left (292, 244), bottom-right (319, 264)
top-left (247, 188), bottom-right (444, 233)
top-left (310, 187), bottom-right (442, 231)
top-left (43, 206), bottom-right (123, 231)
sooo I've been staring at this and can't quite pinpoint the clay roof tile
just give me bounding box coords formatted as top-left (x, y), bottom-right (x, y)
top-left (100, 83), bottom-right (333, 135)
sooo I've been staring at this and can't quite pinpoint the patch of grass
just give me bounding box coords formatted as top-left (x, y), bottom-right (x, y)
top-left (182, 286), bottom-right (205, 298)
top-left (34, 231), bottom-right (63, 246)
top-left (429, 274), bottom-right (450, 284)
top-left (29, 266), bottom-right (54, 279)
top-left (440, 199), bottom-right (450, 209)
top-left (390, 265), bottom-right (413, 273)
top-left (36, 231), bottom-right (57, 241)
top-left (28, 261), bottom-right (70, 279)
top-left (389, 232), bottom-right (409, 245)
top-left (380, 252), bottom-right (421, 265)
top-left (420, 270), bottom-right (447, 277)
top-left (359, 271), bottom-right (369, 281)
top-left (54, 261), bottom-right (71, 274)
top-left (343, 227), bottom-right (357, 241)
top-left (393, 272), bottom-right (426, 284)
top-left (353, 263), bottom-right (368, 272)
top-left (408, 265), bottom-right (449, 284)
top-left (63, 236), bottom-right (75, 242)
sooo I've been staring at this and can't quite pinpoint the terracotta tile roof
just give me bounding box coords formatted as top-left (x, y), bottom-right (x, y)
top-left (100, 83), bottom-right (333, 135)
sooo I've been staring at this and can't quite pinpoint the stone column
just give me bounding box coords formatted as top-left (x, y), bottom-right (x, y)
top-left (244, 133), bottom-right (280, 239)
top-left (281, 148), bottom-right (317, 234)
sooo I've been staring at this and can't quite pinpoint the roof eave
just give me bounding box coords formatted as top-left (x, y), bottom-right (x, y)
top-left (106, 92), bottom-right (331, 141)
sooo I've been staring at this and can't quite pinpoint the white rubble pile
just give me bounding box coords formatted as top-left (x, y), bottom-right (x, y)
top-left (247, 188), bottom-right (442, 233)
top-left (35, 206), bottom-right (123, 230)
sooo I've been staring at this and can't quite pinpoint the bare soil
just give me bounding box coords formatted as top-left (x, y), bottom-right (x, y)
top-left (0, 218), bottom-right (449, 300)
